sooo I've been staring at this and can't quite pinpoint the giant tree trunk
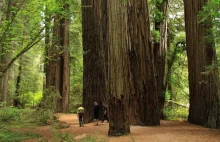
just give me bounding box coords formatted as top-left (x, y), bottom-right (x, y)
top-left (128, 0), bottom-right (160, 125)
top-left (153, 0), bottom-right (168, 119)
top-left (184, 0), bottom-right (220, 128)
top-left (107, 0), bottom-right (131, 136)
top-left (81, 0), bottom-right (107, 123)
top-left (45, 0), bottom-right (70, 112)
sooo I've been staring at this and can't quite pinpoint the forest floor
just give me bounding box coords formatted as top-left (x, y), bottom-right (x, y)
top-left (23, 113), bottom-right (220, 142)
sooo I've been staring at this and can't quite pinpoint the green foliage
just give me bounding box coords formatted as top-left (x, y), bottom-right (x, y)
top-left (123, 0), bottom-right (128, 6)
top-left (40, 87), bottom-right (61, 111)
top-left (0, 107), bottom-right (38, 129)
top-left (163, 106), bottom-right (188, 121)
top-left (173, 32), bottom-right (186, 45)
top-left (152, 30), bottom-right (160, 42)
top-left (69, 0), bottom-right (83, 110)
top-left (199, 0), bottom-right (220, 44)
top-left (34, 87), bottom-right (60, 125)
top-left (8, 47), bottom-right (44, 108)
top-left (0, 0), bottom-right (45, 106)
top-left (165, 91), bottom-right (171, 101)
top-left (80, 135), bottom-right (99, 142)
top-left (0, 130), bottom-right (41, 142)
top-left (154, 9), bottom-right (164, 23)
top-left (0, 107), bottom-right (34, 124)
top-left (199, 0), bottom-right (220, 71)
top-left (149, 0), bottom-right (163, 5)
top-left (36, 131), bottom-right (103, 142)
top-left (149, 0), bottom-right (165, 24)
top-left (37, 109), bottom-right (54, 125)
top-left (51, 129), bottom-right (75, 142)
top-left (0, 107), bottom-right (19, 122)
top-left (0, 102), bottom-right (7, 108)
top-left (166, 32), bottom-right (189, 105)
top-left (167, 0), bottom-right (185, 38)
top-left (0, 0), bottom-right (84, 109)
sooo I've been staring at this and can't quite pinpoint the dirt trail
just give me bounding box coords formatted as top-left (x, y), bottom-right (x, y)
top-left (25, 114), bottom-right (220, 142)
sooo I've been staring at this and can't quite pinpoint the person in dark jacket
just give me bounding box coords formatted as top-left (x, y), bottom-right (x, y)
top-left (102, 106), bottom-right (109, 123)
top-left (93, 102), bottom-right (99, 126)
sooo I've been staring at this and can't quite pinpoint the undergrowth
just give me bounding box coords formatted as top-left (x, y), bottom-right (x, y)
top-left (163, 106), bottom-right (188, 121)
top-left (0, 130), bottom-right (41, 142)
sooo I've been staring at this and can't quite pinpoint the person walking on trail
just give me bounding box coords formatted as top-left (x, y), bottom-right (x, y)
top-left (93, 102), bottom-right (99, 126)
top-left (102, 106), bottom-right (109, 123)
top-left (77, 105), bottom-right (84, 127)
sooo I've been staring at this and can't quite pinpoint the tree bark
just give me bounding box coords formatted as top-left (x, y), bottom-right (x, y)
top-left (0, 0), bottom-right (12, 103)
top-left (81, 0), bottom-right (107, 123)
top-left (107, 0), bottom-right (131, 136)
top-left (128, 0), bottom-right (160, 125)
top-left (153, 0), bottom-right (168, 120)
top-left (0, 0), bottom-right (5, 24)
top-left (184, 0), bottom-right (220, 128)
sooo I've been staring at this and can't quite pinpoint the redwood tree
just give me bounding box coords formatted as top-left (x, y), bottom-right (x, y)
top-left (153, 0), bottom-right (168, 119)
top-left (128, 0), bottom-right (160, 125)
top-left (0, 0), bottom-right (12, 102)
top-left (81, 0), bottom-right (107, 123)
top-left (45, 0), bottom-right (70, 112)
top-left (107, 0), bottom-right (131, 136)
top-left (184, 0), bottom-right (220, 128)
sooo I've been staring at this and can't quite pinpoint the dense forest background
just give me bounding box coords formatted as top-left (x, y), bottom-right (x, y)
top-left (0, 0), bottom-right (220, 140)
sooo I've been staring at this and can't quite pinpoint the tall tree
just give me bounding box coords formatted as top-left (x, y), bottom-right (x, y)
top-left (184, 0), bottom-right (220, 128)
top-left (81, 0), bottom-right (107, 123)
top-left (0, 0), bottom-right (12, 102)
top-left (0, 0), bottom-right (4, 77)
top-left (45, 0), bottom-right (70, 112)
top-left (153, 0), bottom-right (168, 119)
top-left (128, 0), bottom-right (160, 125)
top-left (107, 0), bottom-right (131, 136)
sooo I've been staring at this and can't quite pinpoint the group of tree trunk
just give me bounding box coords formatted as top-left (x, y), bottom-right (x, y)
top-left (82, 0), bottom-right (220, 136)
top-left (44, 0), bottom-right (70, 113)
top-left (82, 0), bottom-right (162, 135)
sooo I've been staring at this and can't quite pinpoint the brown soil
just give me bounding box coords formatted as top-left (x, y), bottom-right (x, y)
top-left (24, 114), bottom-right (220, 142)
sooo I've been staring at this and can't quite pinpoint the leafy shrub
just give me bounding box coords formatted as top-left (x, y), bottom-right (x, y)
top-left (39, 87), bottom-right (61, 111)
top-left (163, 105), bottom-right (188, 121)
top-left (36, 109), bottom-right (54, 125)
top-left (32, 87), bottom-right (61, 125)
top-left (0, 107), bottom-right (18, 122)
top-left (0, 130), bottom-right (41, 142)
top-left (151, 30), bottom-right (160, 42)
top-left (0, 107), bottom-right (35, 124)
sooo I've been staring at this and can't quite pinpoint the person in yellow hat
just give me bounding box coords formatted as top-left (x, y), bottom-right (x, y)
top-left (77, 104), bottom-right (84, 127)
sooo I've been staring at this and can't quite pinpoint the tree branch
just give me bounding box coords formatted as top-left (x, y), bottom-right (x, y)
top-left (0, 0), bottom-right (26, 43)
top-left (0, 27), bottom-right (45, 78)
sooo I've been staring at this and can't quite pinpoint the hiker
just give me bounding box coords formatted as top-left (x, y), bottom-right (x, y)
top-left (93, 102), bottom-right (99, 126)
top-left (77, 104), bottom-right (84, 127)
top-left (102, 106), bottom-right (109, 123)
